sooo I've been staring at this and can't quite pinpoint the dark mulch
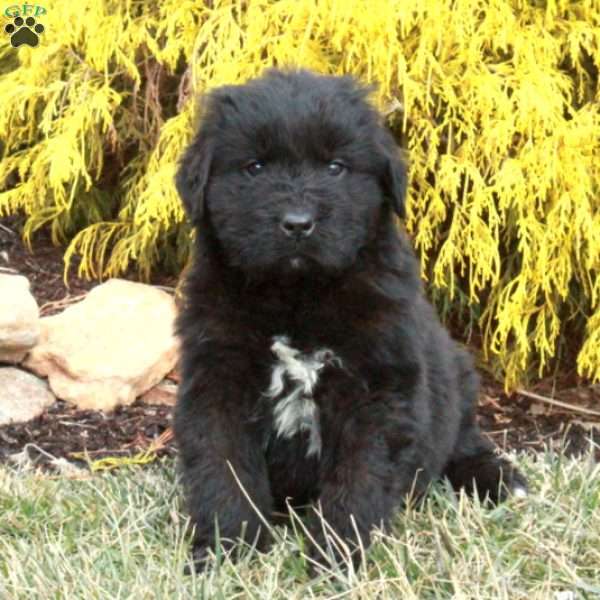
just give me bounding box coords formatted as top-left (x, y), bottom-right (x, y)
top-left (0, 215), bottom-right (177, 313)
top-left (1, 215), bottom-right (96, 309)
top-left (0, 400), bottom-right (176, 469)
top-left (0, 385), bottom-right (598, 472)
top-left (1, 218), bottom-right (599, 471)
top-left (477, 382), bottom-right (600, 460)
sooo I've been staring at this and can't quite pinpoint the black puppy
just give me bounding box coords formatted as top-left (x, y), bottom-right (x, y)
top-left (174, 69), bottom-right (527, 571)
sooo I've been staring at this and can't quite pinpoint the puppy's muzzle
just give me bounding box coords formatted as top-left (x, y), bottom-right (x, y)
top-left (280, 210), bottom-right (315, 240)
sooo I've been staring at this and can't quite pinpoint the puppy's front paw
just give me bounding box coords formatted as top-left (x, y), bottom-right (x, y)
top-left (304, 528), bottom-right (363, 576)
top-left (183, 544), bottom-right (212, 575)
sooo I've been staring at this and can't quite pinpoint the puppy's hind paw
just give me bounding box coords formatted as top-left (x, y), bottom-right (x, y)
top-left (444, 452), bottom-right (529, 504)
top-left (510, 481), bottom-right (529, 499)
top-left (508, 467), bottom-right (529, 498)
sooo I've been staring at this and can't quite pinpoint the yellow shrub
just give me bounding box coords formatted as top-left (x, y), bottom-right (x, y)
top-left (0, 0), bottom-right (598, 387)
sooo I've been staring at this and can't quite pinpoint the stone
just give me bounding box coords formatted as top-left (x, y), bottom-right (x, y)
top-left (24, 279), bottom-right (179, 411)
top-left (0, 274), bottom-right (40, 363)
top-left (0, 367), bottom-right (55, 425)
top-left (140, 379), bottom-right (178, 406)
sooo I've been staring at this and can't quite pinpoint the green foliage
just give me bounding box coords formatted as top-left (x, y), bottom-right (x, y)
top-left (0, 0), bottom-right (598, 387)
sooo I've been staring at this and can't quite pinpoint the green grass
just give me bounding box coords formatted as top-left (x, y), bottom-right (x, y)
top-left (0, 451), bottom-right (599, 599)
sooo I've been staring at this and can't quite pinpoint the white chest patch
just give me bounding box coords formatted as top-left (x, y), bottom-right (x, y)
top-left (265, 336), bottom-right (342, 458)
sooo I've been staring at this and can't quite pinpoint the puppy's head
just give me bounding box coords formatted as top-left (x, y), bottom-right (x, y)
top-left (176, 69), bottom-right (407, 277)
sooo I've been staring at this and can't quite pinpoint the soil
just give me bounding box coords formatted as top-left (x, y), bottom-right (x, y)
top-left (0, 216), bottom-right (96, 311)
top-left (1, 218), bottom-right (599, 471)
top-left (0, 215), bottom-right (177, 313)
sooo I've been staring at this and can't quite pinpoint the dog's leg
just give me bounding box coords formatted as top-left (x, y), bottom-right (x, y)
top-left (175, 355), bottom-right (273, 572)
top-left (310, 454), bottom-right (393, 567)
top-left (443, 354), bottom-right (528, 502)
top-left (443, 426), bottom-right (528, 502)
top-left (309, 414), bottom-right (429, 569)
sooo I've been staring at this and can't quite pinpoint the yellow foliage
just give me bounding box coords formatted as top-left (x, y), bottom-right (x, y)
top-left (0, 0), bottom-right (599, 387)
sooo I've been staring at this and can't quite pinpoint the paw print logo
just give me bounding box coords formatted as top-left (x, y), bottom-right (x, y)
top-left (4, 16), bottom-right (45, 48)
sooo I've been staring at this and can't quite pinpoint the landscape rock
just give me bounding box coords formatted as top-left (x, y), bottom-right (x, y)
top-left (0, 274), bottom-right (40, 363)
top-left (140, 379), bottom-right (178, 406)
top-left (24, 279), bottom-right (179, 411)
top-left (0, 367), bottom-right (56, 425)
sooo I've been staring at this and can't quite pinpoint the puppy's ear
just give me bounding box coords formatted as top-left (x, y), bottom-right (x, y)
top-left (175, 133), bottom-right (214, 223)
top-left (379, 131), bottom-right (408, 219)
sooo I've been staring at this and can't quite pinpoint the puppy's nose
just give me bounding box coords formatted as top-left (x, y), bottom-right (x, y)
top-left (280, 211), bottom-right (315, 239)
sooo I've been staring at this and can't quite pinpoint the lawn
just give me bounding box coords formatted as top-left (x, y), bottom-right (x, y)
top-left (0, 450), bottom-right (598, 599)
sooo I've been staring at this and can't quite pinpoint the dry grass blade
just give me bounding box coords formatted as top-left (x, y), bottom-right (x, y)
top-left (517, 388), bottom-right (600, 418)
top-left (1, 451), bottom-right (600, 598)
top-left (39, 293), bottom-right (88, 316)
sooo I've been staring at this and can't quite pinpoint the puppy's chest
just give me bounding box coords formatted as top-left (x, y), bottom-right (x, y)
top-left (262, 335), bottom-right (343, 458)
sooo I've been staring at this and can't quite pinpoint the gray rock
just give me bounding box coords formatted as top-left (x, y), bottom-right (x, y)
top-left (0, 367), bottom-right (55, 425)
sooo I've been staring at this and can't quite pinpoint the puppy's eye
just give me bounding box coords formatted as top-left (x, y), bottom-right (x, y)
top-left (244, 160), bottom-right (265, 176)
top-left (327, 160), bottom-right (346, 176)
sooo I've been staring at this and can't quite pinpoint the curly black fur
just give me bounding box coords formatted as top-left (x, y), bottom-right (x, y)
top-left (174, 68), bottom-right (527, 571)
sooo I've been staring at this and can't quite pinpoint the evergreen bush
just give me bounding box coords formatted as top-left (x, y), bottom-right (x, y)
top-left (0, 0), bottom-right (598, 386)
